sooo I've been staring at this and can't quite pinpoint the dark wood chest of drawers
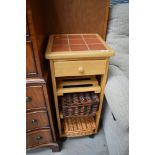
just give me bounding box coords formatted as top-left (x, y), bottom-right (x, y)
top-left (26, 0), bottom-right (60, 152)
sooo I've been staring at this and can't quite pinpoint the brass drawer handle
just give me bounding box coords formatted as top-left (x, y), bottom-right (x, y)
top-left (26, 96), bottom-right (32, 103)
top-left (31, 119), bottom-right (38, 125)
top-left (78, 66), bottom-right (84, 73)
top-left (35, 136), bottom-right (43, 140)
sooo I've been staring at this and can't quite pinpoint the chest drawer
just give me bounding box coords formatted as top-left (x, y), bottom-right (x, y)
top-left (26, 86), bottom-right (46, 110)
top-left (54, 60), bottom-right (106, 77)
top-left (26, 129), bottom-right (53, 148)
top-left (26, 42), bottom-right (37, 76)
top-left (26, 111), bottom-right (49, 131)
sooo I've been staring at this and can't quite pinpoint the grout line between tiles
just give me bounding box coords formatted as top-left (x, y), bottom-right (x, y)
top-left (82, 34), bottom-right (90, 51)
top-left (67, 34), bottom-right (71, 51)
top-left (68, 43), bottom-right (104, 45)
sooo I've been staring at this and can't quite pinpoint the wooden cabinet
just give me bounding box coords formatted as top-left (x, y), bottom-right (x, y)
top-left (26, 0), bottom-right (60, 152)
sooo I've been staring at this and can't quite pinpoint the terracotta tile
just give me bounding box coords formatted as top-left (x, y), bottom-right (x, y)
top-left (53, 38), bottom-right (68, 45)
top-left (68, 35), bottom-right (82, 39)
top-left (54, 35), bottom-right (68, 39)
top-left (69, 39), bottom-right (85, 45)
top-left (83, 34), bottom-right (98, 39)
top-left (88, 44), bottom-right (106, 50)
top-left (52, 45), bottom-right (70, 51)
top-left (70, 45), bottom-right (88, 51)
top-left (85, 38), bottom-right (102, 44)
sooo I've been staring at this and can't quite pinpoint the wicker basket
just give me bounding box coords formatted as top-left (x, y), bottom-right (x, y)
top-left (63, 117), bottom-right (96, 137)
top-left (60, 92), bottom-right (99, 118)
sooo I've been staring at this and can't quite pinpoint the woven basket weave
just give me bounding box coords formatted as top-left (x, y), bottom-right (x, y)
top-left (63, 117), bottom-right (96, 137)
top-left (60, 92), bottom-right (99, 118)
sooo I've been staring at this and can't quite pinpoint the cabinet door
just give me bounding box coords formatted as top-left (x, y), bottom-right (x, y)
top-left (26, 41), bottom-right (37, 76)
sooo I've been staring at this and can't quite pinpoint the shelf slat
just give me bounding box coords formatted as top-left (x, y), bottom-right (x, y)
top-left (58, 79), bottom-right (98, 87)
top-left (57, 86), bottom-right (101, 96)
top-left (56, 75), bottom-right (100, 96)
top-left (60, 111), bottom-right (96, 119)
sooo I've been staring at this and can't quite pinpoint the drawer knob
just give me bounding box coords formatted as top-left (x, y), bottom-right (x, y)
top-left (26, 96), bottom-right (32, 103)
top-left (78, 67), bottom-right (84, 73)
top-left (35, 136), bottom-right (43, 140)
top-left (31, 119), bottom-right (38, 125)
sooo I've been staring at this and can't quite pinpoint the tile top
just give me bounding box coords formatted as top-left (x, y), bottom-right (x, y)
top-left (45, 34), bottom-right (115, 60)
top-left (52, 34), bottom-right (107, 52)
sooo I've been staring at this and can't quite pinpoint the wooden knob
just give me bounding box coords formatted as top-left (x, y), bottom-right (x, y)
top-left (78, 67), bottom-right (84, 73)
top-left (26, 96), bottom-right (32, 103)
top-left (31, 119), bottom-right (38, 125)
top-left (35, 136), bottom-right (43, 140)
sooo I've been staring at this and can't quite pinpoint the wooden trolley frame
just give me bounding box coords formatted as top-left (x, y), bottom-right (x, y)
top-left (45, 34), bottom-right (114, 137)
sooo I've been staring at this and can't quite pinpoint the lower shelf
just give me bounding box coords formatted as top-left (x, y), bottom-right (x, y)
top-left (62, 117), bottom-right (96, 137)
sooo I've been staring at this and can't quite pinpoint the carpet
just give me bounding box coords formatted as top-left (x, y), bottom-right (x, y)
top-left (27, 129), bottom-right (109, 155)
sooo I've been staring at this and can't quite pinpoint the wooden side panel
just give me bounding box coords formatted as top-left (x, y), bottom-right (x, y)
top-left (44, 0), bottom-right (110, 39)
top-left (26, 42), bottom-right (37, 76)
top-left (26, 0), bottom-right (48, 77)
top-left (50, 60), bottom-right (62, 136)
top-left (95, 59), bottom-right (109, 133)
